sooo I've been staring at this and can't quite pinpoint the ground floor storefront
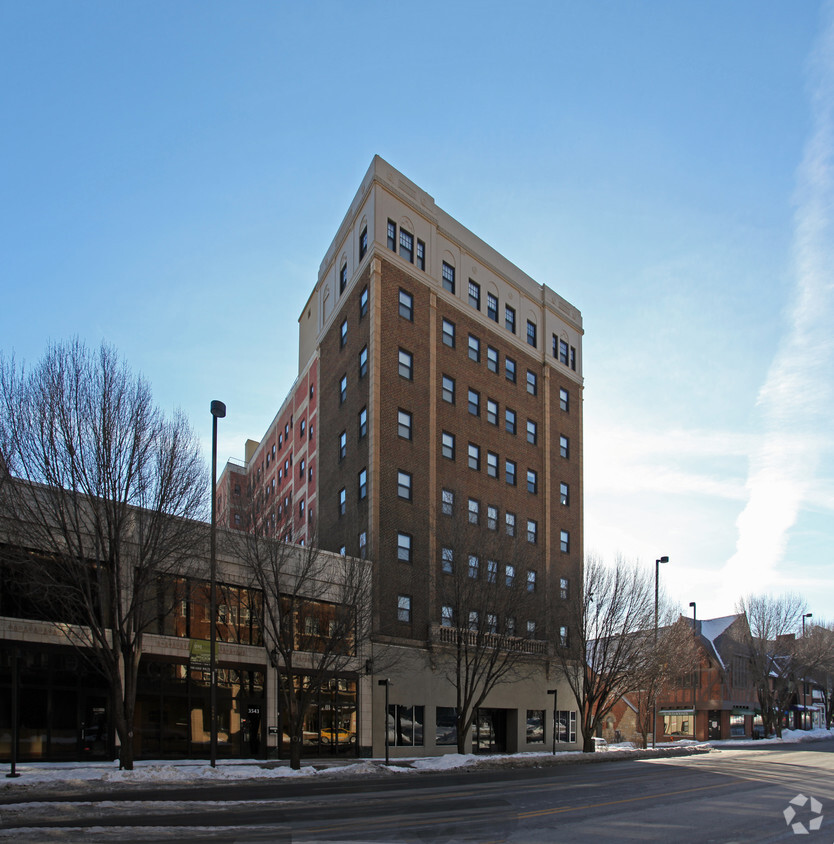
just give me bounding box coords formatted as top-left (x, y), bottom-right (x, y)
top-left (1, 643), bottom-right (362, 763)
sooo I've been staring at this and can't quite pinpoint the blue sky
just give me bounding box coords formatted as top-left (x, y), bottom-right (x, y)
top-left (2, 1), bottom-right (832, 620)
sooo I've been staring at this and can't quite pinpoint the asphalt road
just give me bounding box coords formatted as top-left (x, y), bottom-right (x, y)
top-left (2, 741), bottom-right (833, 842)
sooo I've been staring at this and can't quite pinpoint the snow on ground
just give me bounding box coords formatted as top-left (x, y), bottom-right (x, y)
top-left (1, 729), bottom-right (830, 794)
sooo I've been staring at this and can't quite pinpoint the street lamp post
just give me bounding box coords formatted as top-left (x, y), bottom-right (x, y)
top-left (209, 400), bottom-right (226, 769)
top-left (689, 601), bottom-right (697, 741)
top-left (547, 688), bottom-right (558, 755)
top-left (378, 679), bottom-right (391, 766)
top-left (802, 613), bottom-right (813, 729)
top-left (652, 556), bottom-right (669, 748)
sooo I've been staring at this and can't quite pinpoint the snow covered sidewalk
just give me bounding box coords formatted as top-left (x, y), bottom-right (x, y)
top-left (1, 728), bottom-right (830, 795)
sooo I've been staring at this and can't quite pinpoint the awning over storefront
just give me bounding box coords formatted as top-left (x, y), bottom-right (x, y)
top-left (731, 708), bottom-right (753, 715)
top-left (660, 709), bottom-right (694, 715)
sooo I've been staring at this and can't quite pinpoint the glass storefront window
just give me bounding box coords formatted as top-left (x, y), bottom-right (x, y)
top-left (436, 707), bottom-right (457, 746)
top-left (663, 713), bottom-right (694, 737)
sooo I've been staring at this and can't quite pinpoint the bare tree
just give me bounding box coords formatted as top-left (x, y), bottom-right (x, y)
top-left (736, 593), bottom-right (808, 738)
top-left (0, 340), bottom-right (207, 770)
top-left (630, 615), bottom-right (697, 748)
top-left (226, 488), bottom-right (371, 770)
top-left (796, 620), bottom-right (834, 730)
top-left (430, 514), bottom-right (538, 754)
top-left (552, 555), bottom-right (657, 752)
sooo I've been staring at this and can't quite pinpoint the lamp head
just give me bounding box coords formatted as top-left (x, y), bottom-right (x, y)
top-left (657, 556), bottom-right (669, 564)
top-left (210, 400), bottom-right (227, 419)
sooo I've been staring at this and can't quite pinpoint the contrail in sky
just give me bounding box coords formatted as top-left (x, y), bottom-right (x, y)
top-left (724, 2), bottom-right (834, 593)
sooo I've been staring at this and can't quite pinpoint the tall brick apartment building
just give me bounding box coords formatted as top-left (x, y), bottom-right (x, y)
top-left (219, 157), bottom-right (584, 757)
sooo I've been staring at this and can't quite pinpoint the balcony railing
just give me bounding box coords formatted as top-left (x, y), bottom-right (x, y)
top-left (430, 624), bottom-right (548, 655)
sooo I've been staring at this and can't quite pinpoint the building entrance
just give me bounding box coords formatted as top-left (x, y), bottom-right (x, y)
top-left (474, 708), bottom-right (508, 753)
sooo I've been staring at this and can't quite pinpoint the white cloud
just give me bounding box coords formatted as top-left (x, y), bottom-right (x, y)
top-left (722, 4), bottom-right (834, 594)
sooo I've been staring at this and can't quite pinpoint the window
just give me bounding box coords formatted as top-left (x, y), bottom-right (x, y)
top-left (387, 219), bottom-right (397, 251)
top-left (527, 320), bottom-right (537, 348)
top-left (399, 288), bottom-right (413, 320)
top-left (527, 469), bottom-right (538, 494)
top-left (358, 468), bottom-right (367, 500)
top-left (556, 710), bottom-right (577, 743)
top-left (487, 505), bottom-right (498, 530)
top-left (388, 704), bottom-right (424, 746)
top-left (560, 435), bottom-right (569, 459)
top-left (527, 620), bottom-right (537, 638)
top-left (359, 226), bottom-right (368, 260)
top-left (441, 431), bottom-right (455, 460)
top-left (442, 375), bottom-right (455, 404)
top-left (468, 334), bottom-right (480, 362)
top-left (527, 570), bottom-right (537, 592)
top-left (397, 471), bottom-right (412, 500)
top-left (505, 459), bottom-right (516, 486)
top-left (441, 488), bottom-right (454, 516)
top-left (340, 319), bottom-right (347, 347)
top-left (560, 577), bottom-right (570, 600)
top-left (441, 605), bottom-right (454, 627)
top-left (486, 398), bottom-right (498, 425)
top-left (441, 546), bottom-right (453, 573)
top-left (299, 499), bottom-right (305, 519)
top-left (309, 423), bottom-right (314, 441)
top-left (527, 519), bottom-right (537, 544)
top-left (398, 409), bottom-right (412, 440)
top-left (527, 711), bottom-right (545, 744)
top-left (436, 708), bottom-right (457, 746)
top-left (559, 387), bottom-right (569, 412)
top-left (570, 346), bottom-right (577, 371)
top-left (468, 388), bottom-right (480, 416)
top-left (560, 482), bottom-right (569, 506)
top-left (560, 530), bottom-right (570, 553)
top-left (442, 318), bottom-right (455, 347)
top-left (358, 345), bottom-right (368, 378)
top-left (469, 611), bottom-right (480, 631)
top-left (506, 511), bottom-right (516, 536)
top-left (505, 408), bottom-right (516, 435)
top-left (527, 419), bottom-right (537, 445)
top-left (468, 555), bottom-right (479, 579)
top-left (468, 443), bottom-right (480, 471)
top-left (339, 545), bottom-right (346, 556)
top-left (398, 348), bottom-right (413, 379)
top-left (506, 616), bottom-right (516, 636)
top-left (505, 563), bottom-right (515, 586)
top-left (468, 279), bottom-right (481, 310)
top-left (505, 356), bottom-right (516, 383)
top-left (397, 595), bottom-right (411, 623)
top-left (340, 263), bottom-right (347, 294)
top-left (360, 285), bottom-right (369, 318)
top-left (487, 292), bottom-right (498, 322)
top-left (339, 374), bottom-right (347, 404)
top-left (416, 239), bottom-right (425, 271)
top-left (487, 451), bottom-right (498, 479)
top-left (442, 261), bottom-right (455, 294)
top-left (299, 459), bottom-right (305, 478)
top-left (559, 625), bottom-right (569, 648)
top-left (468, 498), bottom-right (479, 524)
top-left (487, 345), bottom-right (498, 373)
top-left (359, 531), bottom-right (367, 558)
top-left (558, 337), bottom-right (569, 365)
top-left (487, 612), bottom-right (498, 634)
top-left (399, 228), bottom-right (414, 263)
top-left (397, 532), bottom-right (412, 562)
top-left (487, 559), bottom-right (498, 583)
top-left (338, 487), bottom-right (346, 516)
top-left (358, 407), bottom-right (367, 439)
top-left (505, 305), bottom-right (516, 333)
top-left (299, 420), bottom-right (305, 437)
top-left (526, 370), bottom-right (537, 395)
top-left (339, 430), bottom-right (346, 460)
